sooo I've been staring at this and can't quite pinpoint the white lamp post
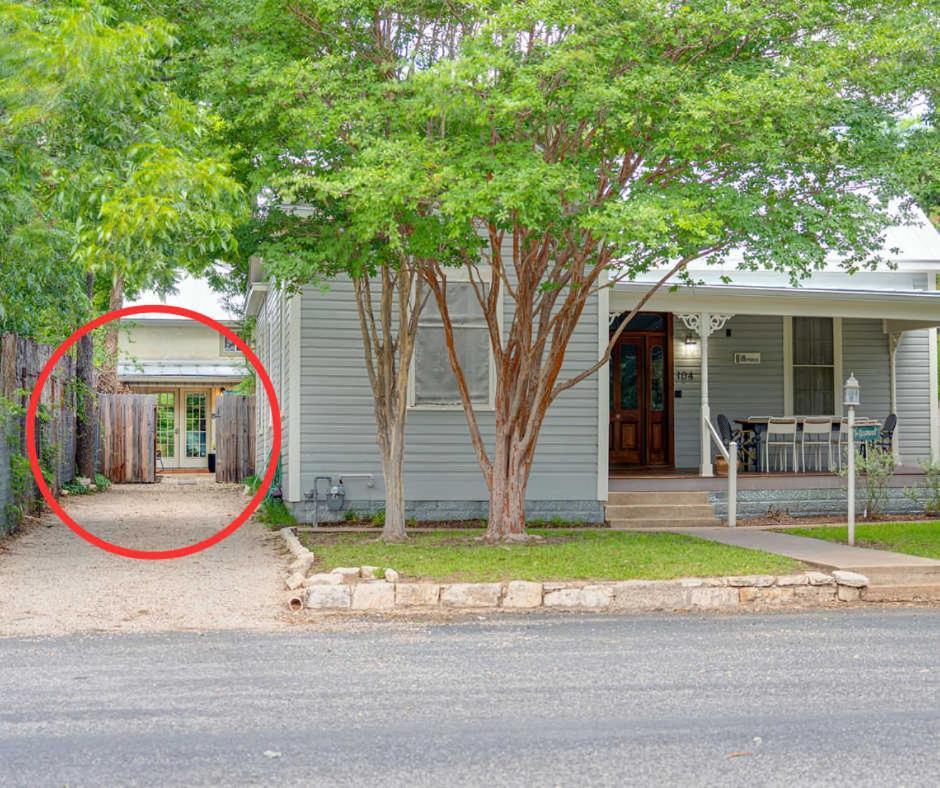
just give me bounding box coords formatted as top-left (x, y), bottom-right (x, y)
top-left (844, 373), bottom-right (861, 546)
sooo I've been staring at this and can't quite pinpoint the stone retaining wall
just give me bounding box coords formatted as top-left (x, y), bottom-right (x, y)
top-left (298, 571), bottom-right (866, 613)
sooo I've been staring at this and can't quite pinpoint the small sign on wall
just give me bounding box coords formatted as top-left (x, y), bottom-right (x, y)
top-left (734, 352), bottom-right (761, 365)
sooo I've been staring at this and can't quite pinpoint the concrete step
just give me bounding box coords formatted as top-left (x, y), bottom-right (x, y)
top-left (609, 517), bottom-right (723, 529)
top-left (862, 584), bottom-right (940, 603)
top-left (606, 491), bottom-right (710, 506)
top-left (604, 504), bottom-right (717, 520)
top-left (846, 565), bottom-right (940, 586)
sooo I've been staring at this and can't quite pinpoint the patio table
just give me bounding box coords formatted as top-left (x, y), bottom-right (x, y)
top-left (733, 416), bottom-right (881, 472)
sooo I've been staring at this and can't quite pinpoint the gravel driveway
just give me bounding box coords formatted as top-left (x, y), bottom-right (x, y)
top-left (0, 476), bottom-right (288, 636)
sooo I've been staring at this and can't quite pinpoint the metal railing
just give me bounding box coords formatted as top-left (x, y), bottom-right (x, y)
top-left (705, 418), bottom-right (737, 528)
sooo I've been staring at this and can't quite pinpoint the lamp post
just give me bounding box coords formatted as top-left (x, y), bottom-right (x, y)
top-left (844, 373), bottom-right (861, 546)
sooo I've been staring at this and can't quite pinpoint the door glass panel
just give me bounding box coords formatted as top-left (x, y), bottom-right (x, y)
top-left (650, 345), bottom-right (665, 412)
top-left (620, 344), bottom-right (638, 410)
top-left (185, 393), bottom-right (207, 458)
top-left (156, 392), bottom-right (175, 458)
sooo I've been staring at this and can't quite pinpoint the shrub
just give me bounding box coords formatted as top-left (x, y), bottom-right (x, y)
top-left (94, 473), bottom-right (111, 490)
top-left (841, 446), bottom-right (897, 517)
top-left (903, 459), bottom-right (940, 515)
top-left (370, 508), bottom-right (385, 528)
top-left (255, 499), bottom-right (296, 528)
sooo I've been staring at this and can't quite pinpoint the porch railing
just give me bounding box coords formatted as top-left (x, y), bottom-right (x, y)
top-left (705, 417), bottom-right (737, 528)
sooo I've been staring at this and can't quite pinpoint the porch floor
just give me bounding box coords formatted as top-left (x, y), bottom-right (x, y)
top-left (610, 466), bottom-right (924, 492)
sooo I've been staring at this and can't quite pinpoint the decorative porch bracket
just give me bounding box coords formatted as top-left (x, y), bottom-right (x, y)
top-left (677, 313), bottom-right (735, 478)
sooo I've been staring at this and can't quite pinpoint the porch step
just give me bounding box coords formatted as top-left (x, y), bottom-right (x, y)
top-left (862, 584), bottom-right (940, 603)
top-left (607, 491), bottom-right (710, 506)
top-left (609, 517), bottom-right (723, 529)
top-left (605, 503), bottom-right (717, 520)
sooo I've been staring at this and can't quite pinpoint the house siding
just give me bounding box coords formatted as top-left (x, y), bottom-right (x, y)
top-left (292, 273), bottom-right (602, 521)
top-left (254, 287), bottom-right (289, 485)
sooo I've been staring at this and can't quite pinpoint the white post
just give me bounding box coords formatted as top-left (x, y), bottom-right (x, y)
top-left (888, 332), bottom-right (901, 461)
top-left (728, 440), bottom-right (737, 527)
top-left (700, 311), bottom-right (713, 478)
top-left (847, 404), bottom-right (856, 546)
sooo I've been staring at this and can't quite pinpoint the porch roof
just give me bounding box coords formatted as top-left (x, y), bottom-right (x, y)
top-left (117, 360), bottom-right (247, 384)
top-left (611, 282), bottom-right (940, 330)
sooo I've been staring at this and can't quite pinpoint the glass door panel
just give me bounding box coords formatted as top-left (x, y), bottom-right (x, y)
top-left (184, 393), bottom-right (207, 459)
top-left (156, 392), bottom-right (176, 461)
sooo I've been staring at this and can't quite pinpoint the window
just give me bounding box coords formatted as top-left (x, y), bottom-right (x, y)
top-left (413, 280), bottom-right (493, 407)
top-left (220, 334), bottom-right (240, 355)
top-left (156, 392), bottom-right (175, 459)
top-left (792, 317), bottom-right (835, 415)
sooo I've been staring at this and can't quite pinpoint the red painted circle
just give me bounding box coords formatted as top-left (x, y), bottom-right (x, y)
top-left (25, 304), bottom-right (281, 560)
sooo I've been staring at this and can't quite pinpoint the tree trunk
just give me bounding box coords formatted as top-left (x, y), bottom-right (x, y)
top-left (485, 425), bottom-right (529, 540)
top-left (75, 271), bottom-right (97, 477)
top-left (97, 271), bottom-right (124, 393)
top-left (380, 425), bottom-right (407, 542)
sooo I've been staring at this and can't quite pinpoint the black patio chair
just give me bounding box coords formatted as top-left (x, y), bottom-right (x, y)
top-left (879, 413), bottom-right (897, 454)
top-left (717, 413), bottom-right (759, 470)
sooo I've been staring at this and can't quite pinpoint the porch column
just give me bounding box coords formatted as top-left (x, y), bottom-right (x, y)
top-left (678, 313), bottom-right (735, 477)
top-left (888, 331), bottom-right (902, 460)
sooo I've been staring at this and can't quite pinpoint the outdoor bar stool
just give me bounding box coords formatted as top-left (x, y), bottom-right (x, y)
top-left (717, 414), bottom-right (758, 470)
top-left (800, 417), bottom-right (833, 471)
top-left (880, 413), bottom-right (898, 453)
top-left (764, 417), bottom-right (798, 472)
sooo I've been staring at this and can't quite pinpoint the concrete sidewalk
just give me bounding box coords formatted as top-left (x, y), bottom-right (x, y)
top-left (676, 527), bottom-right (940, 587)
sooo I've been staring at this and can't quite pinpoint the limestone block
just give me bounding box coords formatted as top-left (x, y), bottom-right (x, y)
top-left (352, 582), bottom-right (395, 610)
top-left (543, 587), bottom-right (584, 608)
top-left (610, 581), bottom-right (687, 611)
top-left (384, 569), bottom-right (400, 583)
top-left (330, 567), bottom-right (361, 579)
top-left (502, 581), bottom-right (543, 609)
top-left (833, 570), bottom-right (869, 588)
top-left (305, 585), bottom-right (351, 609)
top-left (838, 585), bottom-right (862, 602)
top-left (776, 574), bottom-right (811, 587)
top-left (580, 585), bottom-right (614, 609)
top-left (726, 575), bottom-right (776, 588)
top-left (396, 583), bottom-right (441, 607)
top-left (441, 583), bottom-right (501, 608)
top-left (303, 573), bottom-right (345, 586)
top-left (689, 586), bottom-right (739, 609)
top-left (806, 572), bottom-right (836, 586)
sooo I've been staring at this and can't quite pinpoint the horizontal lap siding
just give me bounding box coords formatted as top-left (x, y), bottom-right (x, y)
top-left (254, 289), bottom-right (288, 481)
top-left (674, 315), bottom-right (785, 468)
top-left (842, 317), bottom-right (891, 441)
top-left (895, 329), bottom-right (933, 462)
top-left (297, 275), bottom-right (599, 504)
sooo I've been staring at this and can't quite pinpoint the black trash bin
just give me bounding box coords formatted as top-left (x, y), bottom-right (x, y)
top-left (208, 452), bottom-right (216, 473)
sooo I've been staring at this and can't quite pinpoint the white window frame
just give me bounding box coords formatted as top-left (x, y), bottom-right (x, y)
top-left (783, 315), bottom-right (843, 416)
top-left (220, 333), bottom-right (241, 356)
top-left (408, 266), bottom-right (500, 411)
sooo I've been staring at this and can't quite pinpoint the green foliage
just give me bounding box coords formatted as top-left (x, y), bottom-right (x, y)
top-left (370, 508), bottom-right (386, 528)
top-left (256, 498), bottom-right (296, 528)
top-left (903, 460), bottom-right (940, 515)
top-left (343, 509), bottom-right (359, 522)
top-left (242, 474), bottom-right (262, 494)
top-left (0, 1), bottom-right (245, 342)
top-left (841, 447), bottom-right (898, 517)
top-left (62, 479), bottom-right (90, 495)
top-left (94, 473), bottom-right (111, 491)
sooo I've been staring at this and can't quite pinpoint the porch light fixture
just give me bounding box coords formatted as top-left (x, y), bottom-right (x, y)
top-left (843, 373), bottom-right (860, 546)
top-left (684, 333), bottom-right (697, 348)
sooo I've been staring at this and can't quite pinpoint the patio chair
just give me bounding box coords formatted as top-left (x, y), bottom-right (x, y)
top-left (800, 417), bottom-right (833, 472)
top-left (717, 414), bottom-right (758, 470)
top-left (880, 413), bottom-right (897, 454)
top-left (764, 417), bottom-right (798, 472)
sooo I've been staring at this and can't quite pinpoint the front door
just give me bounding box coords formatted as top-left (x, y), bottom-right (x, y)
top-left (609, 314), bottom-right (673, 467)
top-left (180, 390), bottom-right (209, 468)
top-left (155, 391), bottom-right (178, 469)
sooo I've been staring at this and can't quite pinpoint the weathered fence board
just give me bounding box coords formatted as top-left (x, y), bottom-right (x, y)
top-left (215, 394), bottom-right (256, 483)
top-left (0, 332), bottom-right (79, 535)
top-left (98, 394), bottom-right (156, 483)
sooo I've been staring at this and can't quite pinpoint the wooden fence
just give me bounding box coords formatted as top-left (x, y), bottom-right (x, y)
top-left (0, 333), bottom-right (78, 534)
top-left (215, 394), bottom-right (255, 483)
top-left (98, 393), bottom-right (156, 483)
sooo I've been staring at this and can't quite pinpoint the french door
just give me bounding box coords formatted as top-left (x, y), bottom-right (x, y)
top-left (179, 391), bottom-right (209, 468)
top-left (609, 315), bottom-right (673, 467)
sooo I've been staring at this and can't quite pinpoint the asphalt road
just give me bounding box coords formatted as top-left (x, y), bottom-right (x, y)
top-left (1, 610), bottom-right (939, 787)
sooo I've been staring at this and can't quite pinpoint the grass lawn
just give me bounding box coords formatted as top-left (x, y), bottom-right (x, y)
top-left (300, 529), bottom-right (802, 582)
top-left (782, 521), bottom-right (940, 560)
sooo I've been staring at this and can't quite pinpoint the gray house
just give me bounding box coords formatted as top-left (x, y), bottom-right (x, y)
top-left (248, 208), bottom-right (940, 524)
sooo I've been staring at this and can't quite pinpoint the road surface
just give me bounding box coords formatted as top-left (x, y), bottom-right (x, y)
top-left (1, 609), bottom-right (939, 786)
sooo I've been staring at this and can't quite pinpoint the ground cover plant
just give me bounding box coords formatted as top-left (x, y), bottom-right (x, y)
top-left (783, 522), bottom-right (940, 560)
top-left (301, 529), bottom-right (801, 582)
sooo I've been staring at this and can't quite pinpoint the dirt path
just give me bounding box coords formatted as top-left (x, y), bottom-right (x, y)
top-left (0, 476), bottom-right (289, 636)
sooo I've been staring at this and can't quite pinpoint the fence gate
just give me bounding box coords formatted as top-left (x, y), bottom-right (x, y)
top-left (98, 393), bottom-right (156, 483)
top-left (215, 394), bottom-right (255, 483)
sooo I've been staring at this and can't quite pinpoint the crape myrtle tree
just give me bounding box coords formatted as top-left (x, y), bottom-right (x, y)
top-left (404, 0), bottom-right (939, 539)
top-left (192, 2), bottom-right (480, 541)
top-left (0, 1), bottom-right (243, 395)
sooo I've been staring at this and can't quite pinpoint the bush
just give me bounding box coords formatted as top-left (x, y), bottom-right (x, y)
top-left (841, 446), bottom-right (897, 517)
top-left (243, 474), bottom-right (262, 495)
top-left (255, 498), bottom-right (296, 528)
top-left (94, 473), bottom-right (111, 490)
top-left (904, 459), bottom-right (940, 515)
top-left (370, 508), bottom-right (385, 528)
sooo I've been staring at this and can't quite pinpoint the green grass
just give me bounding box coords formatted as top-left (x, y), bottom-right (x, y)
top-left (300, 529), bottom-right (802, 582)
top-left (782, 521), bottom-right (940, 560)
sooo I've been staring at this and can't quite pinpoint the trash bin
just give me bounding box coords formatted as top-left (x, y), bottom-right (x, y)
top-left (208, 452), bottom-right (216, 473)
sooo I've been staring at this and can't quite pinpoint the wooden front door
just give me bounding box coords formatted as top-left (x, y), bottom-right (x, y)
top-left (609, 314), bottom-right (673, 467)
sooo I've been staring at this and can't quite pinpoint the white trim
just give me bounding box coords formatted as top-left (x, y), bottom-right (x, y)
top-left (408, 267), bottom-right (500, 411)
top-left (928, 275), bottom-right (940, 461)
top-left (245, 283), bottom-right (269, 317)
top-left (833, 317), bottom-right (844, 418)
top-left (611, 282), bottom-right (940, 322)
top-left (783, 316), bottom-right (793, 415)
top-left (784, 316), bottom-right (840, 416)
top-left (287, 290), bottom-right (302, 502)
top-left (219, 334), bottom-right (241, 356)
top-left (597, 272), bottom-right (609, 503)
